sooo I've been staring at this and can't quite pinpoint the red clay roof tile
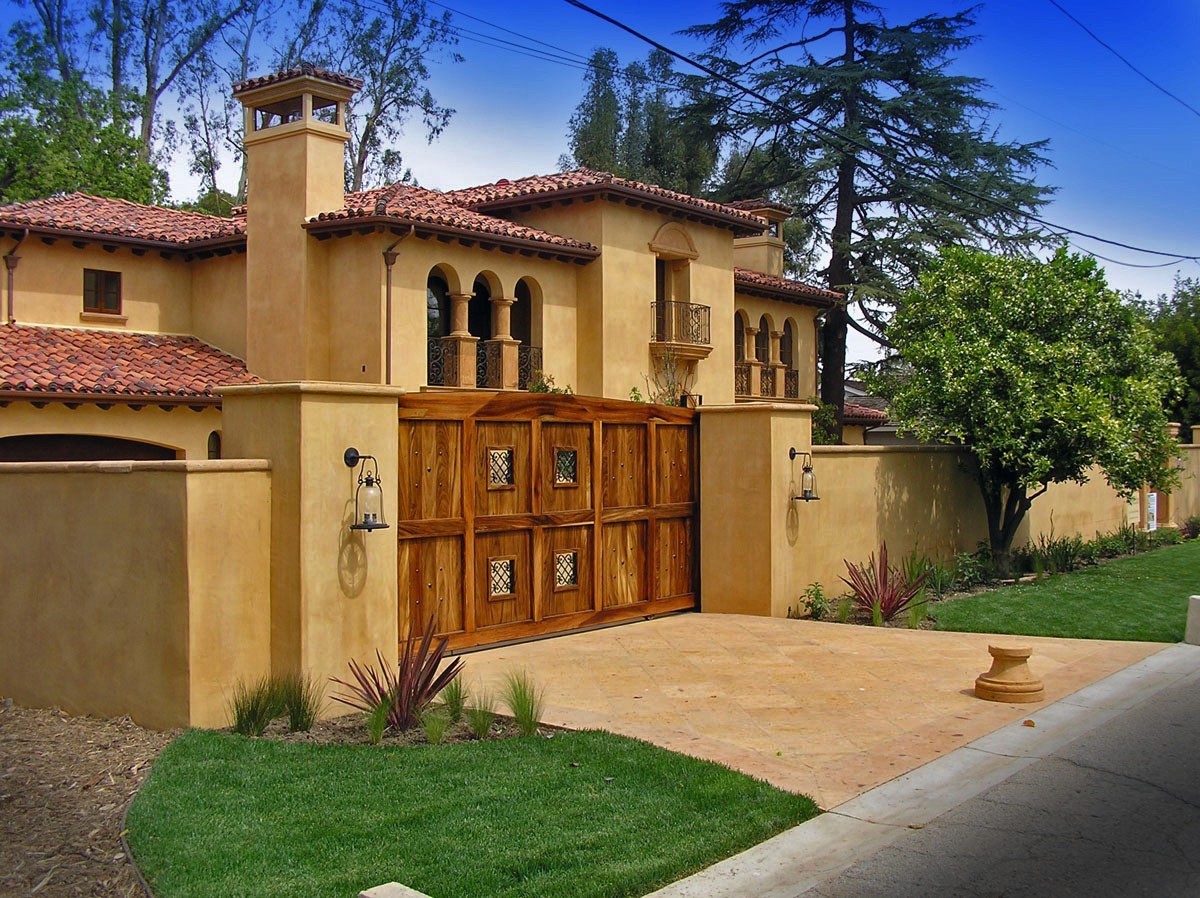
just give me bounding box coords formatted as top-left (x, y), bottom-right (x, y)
top-left (0, 193), bottom-right (243, 246)
top-left (843, 402), bottom-right (890, 424)
top-left (233, 65), bottom-right (363, 95)
top-left (734, 268), bottom-right (843, 305)
top-left (0, 324), bottom-right (258, 402)
top-left (312, 184), bottom-right (599, 254)
top-left (446, 169), bottom-right (767, 235)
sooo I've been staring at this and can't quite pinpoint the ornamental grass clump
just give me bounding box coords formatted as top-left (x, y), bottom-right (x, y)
top-left (841, 541), bottom-right (930, 625)
top-left (466, 691), bottom-right (497, 739)
top-left (439, 675), bottom-right (467, 723)
top-left (330, 616), bottom-right (464, 735)
top-left (501, 670), bottom-right (545, 737)
top-left (229, 675), bottom-right (281, 737)
top-left (276, 670), bottom-right (323, 733)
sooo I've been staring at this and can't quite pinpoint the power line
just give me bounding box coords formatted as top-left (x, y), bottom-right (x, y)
top-left (563, 0), bottom-right (1200, 263)
top-left (1045, 0), bottom-right (1200, 121)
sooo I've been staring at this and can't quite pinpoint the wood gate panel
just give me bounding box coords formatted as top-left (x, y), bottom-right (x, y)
top-left (397, 393), bottom-right (698, 651)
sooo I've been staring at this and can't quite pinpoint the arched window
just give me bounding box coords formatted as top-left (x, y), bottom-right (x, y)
top-left (734, 314), bottom-right (746, 362)
top-left (780, 321), bottom-right (795, 369)
top-left (468, 276), bottom-right (492, 340)
top-left (427, 274), bottom-right (450, 338)
top-left (207, 431), bottom-right (222, 460)
top-left (755, 315), bottom-right (770, 363)
top-left (513, 279), bottom-right (533, 346)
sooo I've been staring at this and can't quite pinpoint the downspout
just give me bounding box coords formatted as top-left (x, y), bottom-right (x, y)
top-left (5, 229), bottom-right (28, 324)
top-left (381, 226), bottom-right (413, 384)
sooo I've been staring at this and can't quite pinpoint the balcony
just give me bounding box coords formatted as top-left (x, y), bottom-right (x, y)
top-left (427, 337), bottom-right (542, 391)
top-left (735, 361), bottom-right (806, 402)
top-left (651, 301), bottom-right (712, 361)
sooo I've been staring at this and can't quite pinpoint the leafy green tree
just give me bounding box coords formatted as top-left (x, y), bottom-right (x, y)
top-left (0, 49), bottom-right (164, 203)
top-left (562, 48), bottom-right (622, 174)
top-left (888, 247), bottom-right (1181, 577)
top-left (1139, 277), bottom-right (1200, 430)
top-left (686, 1), bottom-right (1053, 433)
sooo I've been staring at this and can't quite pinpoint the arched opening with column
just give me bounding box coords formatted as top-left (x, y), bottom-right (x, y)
top-left (734, 310), bottom-right (750, 396)
top-left (756, 314), bottom-right (775, 397)
top-left (781, 318), bottom-right (798, 398)
top-left (514, 277), bottom-right (543, 389)
top-left (426, 264), bottom-right (461, 386)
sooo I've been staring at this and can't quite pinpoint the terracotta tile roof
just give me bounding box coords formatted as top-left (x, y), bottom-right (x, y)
top-left (843, 401), bottom-right (890, 425)
top-left (233, 64), bottom-right (363, 95)
top-left (0, 324), bottom-right (258, 403)
top-left (724, 198), bottom-right (794, 216)
top-left (446, 169), bottom-right (767, 236)
top-left (734, 268), bottom-right (843, 305)
top-left (0, 193), bottom-right (243, 247)
top-left (311, 184), bottom-right (599, 255)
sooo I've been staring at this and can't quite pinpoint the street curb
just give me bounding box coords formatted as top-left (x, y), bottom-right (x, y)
top-left (644, 642), bottom-right (1200, 898)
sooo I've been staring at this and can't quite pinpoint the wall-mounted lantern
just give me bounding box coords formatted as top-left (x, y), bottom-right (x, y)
top-left (789, 447), bottom-right (819, 502)
top-left (344, 447), bottom-right (389, 531)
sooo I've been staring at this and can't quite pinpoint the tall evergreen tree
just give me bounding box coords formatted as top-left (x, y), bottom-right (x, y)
top-left (686, 1), bottom-right (1053, 435)
top-left (562, 48), bottom-right (622, 174)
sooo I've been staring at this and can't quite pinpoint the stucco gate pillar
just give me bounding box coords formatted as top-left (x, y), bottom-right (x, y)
top-left (699, 402), bottom-right (816, 617)
top-left (219, 382), bottom-right (403, 709)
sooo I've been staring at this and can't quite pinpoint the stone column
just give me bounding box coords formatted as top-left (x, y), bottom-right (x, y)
top-left (487, 296), bottom-right (519, 390)
top-left (446, 292), bottom-right (477, 387)
top-left (770, 330), bottom-right (786, 398)
top-left (745, 326), bottom-right (762, 396)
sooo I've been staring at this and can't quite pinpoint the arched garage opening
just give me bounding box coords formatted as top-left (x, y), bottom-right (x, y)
top-left (0, 434), bottom-right (179, 462)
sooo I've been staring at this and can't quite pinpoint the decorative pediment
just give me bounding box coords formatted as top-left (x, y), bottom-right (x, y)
top-left (648, 223), bottom-right (698, 260)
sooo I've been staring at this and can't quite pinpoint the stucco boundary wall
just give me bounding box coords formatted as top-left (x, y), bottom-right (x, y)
top-left (701, 405), bottom-right (1143, 616)
top-left (0, 460), bottom-right (271, 729)
top-left (1174, 445), bottom-right (1200, 524)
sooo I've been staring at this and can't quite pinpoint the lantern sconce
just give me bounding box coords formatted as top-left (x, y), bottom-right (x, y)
top-left (344, 447), bottom-right (389, 532)
top-left (788, 447), bottom-right (819, 502)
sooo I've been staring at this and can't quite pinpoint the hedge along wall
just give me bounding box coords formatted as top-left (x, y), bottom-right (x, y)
top-left (0, 460), bottom-right (272, 729)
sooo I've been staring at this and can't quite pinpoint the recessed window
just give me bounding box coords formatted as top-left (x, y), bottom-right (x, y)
top-left (84, 269), bottom-right (121, 314)
top-left (554, 448), bottom-right (578, 486)
top-left (488, 447), bottom-right (515, 489)
top-left (489, 557), bottom-right (515, 599)
top-left (554, 550), bottom-right (579, 590)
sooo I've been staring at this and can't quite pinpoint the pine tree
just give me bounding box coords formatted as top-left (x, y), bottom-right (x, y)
top-left (686, 1), bottom-right (1053, 435)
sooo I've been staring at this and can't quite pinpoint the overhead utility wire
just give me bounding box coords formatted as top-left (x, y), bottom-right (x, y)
top-left (563, 0), bottom-right (1200, 262)
top-left (1046, 0), bottom-right (1200, 121)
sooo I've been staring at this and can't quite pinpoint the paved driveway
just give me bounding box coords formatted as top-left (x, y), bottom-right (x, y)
top-left (463, 613), bottom-right (1162, 808)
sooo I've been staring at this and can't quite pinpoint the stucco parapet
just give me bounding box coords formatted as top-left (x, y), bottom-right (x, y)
top-left (813, 444), bottom-right (963, 457)
top-left (0, 459), bottom-right (272, 475)
top-left (699, 402), bottom-right (818, 416)
top-left (217, 381), bottom-right (407, 399)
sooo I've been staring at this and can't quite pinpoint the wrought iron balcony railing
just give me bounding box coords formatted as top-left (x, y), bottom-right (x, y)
top-left (518, 344), bottom-right (543, 391)
top-left (652, 301), bottom-right (711, 346)
top-left (734, 362), bottom-right (751, 397)
top-left (427, 337), bottom-right (458, 387)
top-left (760, 365), bottom-right (776, 397)
top-left (477, 341), bottom-right (502, 389)
top-left (784, 369), bottom-right (799, 399)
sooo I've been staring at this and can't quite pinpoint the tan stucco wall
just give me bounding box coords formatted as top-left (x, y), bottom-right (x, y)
top-left (1017, 470), bottom-right (1134, 544)
top-left (9, 240), bottom-right (194, 334)
top-left (513, 202), bottom-right (736, 403)
top-left (220, 383), bottom-right (400, 707)
top-left (1173, 445), bottom-right (1200, 524)
top-left (0, 460), bottom-right (270, 729)
top-left (191, 251), bottom-right (248, 360)
top-left (0, 402), bottom-right (223, 459)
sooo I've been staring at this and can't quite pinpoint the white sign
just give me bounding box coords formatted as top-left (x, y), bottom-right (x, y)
top-left (1147, 492), bottom-right (1158, 532)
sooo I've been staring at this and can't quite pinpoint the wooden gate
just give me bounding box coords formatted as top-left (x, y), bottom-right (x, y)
top-left (396, 392), bottom-right (698, 651)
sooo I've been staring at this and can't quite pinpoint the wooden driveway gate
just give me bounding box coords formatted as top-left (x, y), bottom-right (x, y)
top-left (396, 392), bottom-right (698, 651)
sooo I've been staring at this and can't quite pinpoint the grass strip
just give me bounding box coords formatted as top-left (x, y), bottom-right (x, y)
top-left (933, 540), bottom-right (1200, 641)
top-left (127, 728), bottom-right (817, 898)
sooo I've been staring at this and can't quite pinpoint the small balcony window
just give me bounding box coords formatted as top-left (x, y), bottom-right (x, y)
top-left (83, 269), bottom-right (121, 315)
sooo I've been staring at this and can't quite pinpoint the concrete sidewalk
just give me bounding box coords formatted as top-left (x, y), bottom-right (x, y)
top-left (464, 613), bottom-right (1163, 808)
top-left (644, 641), bottom-right (1200, 898)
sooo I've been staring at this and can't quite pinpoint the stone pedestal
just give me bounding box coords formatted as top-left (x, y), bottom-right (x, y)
top-left (975, 644), bottom-right (1045, 703)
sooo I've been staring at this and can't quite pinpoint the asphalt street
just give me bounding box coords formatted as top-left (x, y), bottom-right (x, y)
top-left (802, 655), bottom-right (1200, 897)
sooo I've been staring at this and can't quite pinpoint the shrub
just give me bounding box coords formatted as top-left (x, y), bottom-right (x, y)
top-left (501, 670), bottom-right (545, 737)
top-left (841, 542), bottom-right (930, 625)
top-left (365, 700), bottom-right (389, 745)
top-left (1152, 527), bottom-right (1184, 547)
top-left (952, 544), bottom-right (995, 589)
top-left (466, 691), bottom-right (498, 740)
top-left (788, 582), bottom-right (829, 620)
top-left (276, 671), bottom-right (323, 733)
top-left (1185, 515), bottom-right (1200, 539)
top-left (330, 616), bottom-right (465, 734)
top-left (528, 369), bottom-right (573, 394)
top-left (229, 675), bottom-right (282, 737)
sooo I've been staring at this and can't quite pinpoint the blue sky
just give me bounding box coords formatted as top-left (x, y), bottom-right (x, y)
top-left (394, 0), bottom-right (1200, 361)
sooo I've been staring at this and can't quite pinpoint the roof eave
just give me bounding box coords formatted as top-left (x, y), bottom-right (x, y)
top-left (303, 215), bottom-right (601, 264)
top-left (735, 282), bottom-right (842, 309)
top-left (0, 389), bottom-right (222, 408)
top-left (0, 223), bottom-right (244, 256)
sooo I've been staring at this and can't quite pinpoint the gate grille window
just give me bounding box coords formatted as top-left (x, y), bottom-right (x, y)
top-left (554, 551), bottom-right (579, 589)
top-left (489, 557), bottom-right (515, 598)
top-left (488, 447), bottom-right (515, 488)
top-left (554, 448), bottom-right (578, 485)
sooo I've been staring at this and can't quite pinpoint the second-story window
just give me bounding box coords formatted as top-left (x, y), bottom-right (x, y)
top-left (84, 269), bottom-right (121, 315)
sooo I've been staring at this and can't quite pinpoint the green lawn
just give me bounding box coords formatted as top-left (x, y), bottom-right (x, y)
top-left (932, 540), bottom-right (1200, 641)
top-left (127, 728), bottom-right (818, 898)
